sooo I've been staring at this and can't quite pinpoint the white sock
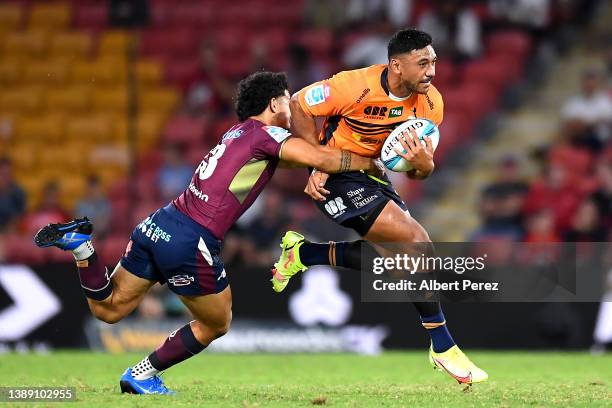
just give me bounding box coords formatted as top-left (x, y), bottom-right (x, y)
top-left (72, 241), bottom-right (95, 261)
top-left (131, 356), bottom-right (159, 380)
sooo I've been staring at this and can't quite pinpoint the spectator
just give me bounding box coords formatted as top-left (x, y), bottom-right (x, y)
top-left (563, 198), bottom-right (607, 242)
top-left (74, 176), bottom-right (112, 238)
top-left (523, 160), bottom-right (586, 235)
top-left (470, 156), bottom-right (528, 241)
top-left (183, 40), bottom-right (235, 117)
top-left (304, 0), bottom-right (345, 31)
top-left (523, 209), bottom-right (560, 242)
top-left (0, 157), bottom-right (26, 232)
top-left (488, 0), bottom-right (551, 31)
top-left (158, 144), bottom-right (194, 202)
top-left (417, 0), bottom-right (482, 62)
top-left (345, 0), bottom-right (411, 29)
top-left (342, 14), bottom-right (394, 68)
top-left (561, 68), bottom-right (612, 151)
top-left (242, 190), bottom-right (290, 266)
top-left (23, 181), bottom-right (69, 235)
top-left (591, 153), bottom-right (612, 230)
top-left (285, 44), bottom-right (330, 93)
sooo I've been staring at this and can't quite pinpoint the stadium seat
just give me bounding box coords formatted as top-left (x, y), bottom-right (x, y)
top-left (39, 147), bottom-right (85, 173)
top-left (262, 3), bottom-right (302, 27)
top-left (4, 236), bottom-right (47, 264)
top-left (464, 55), bottom-right (524, 88)
top-left (45, 86), bottom-right (93, 113)
top-left (141, 28), bottom-right (198, 59)
top-left (169, 2), bottom-right (215, 27)
top-left (163, 115), bottom-right (209, 147)
top-left (0, 60), bottom-right (22, 85)
top-left (486, 30), bottom-right (532, 59)
top-left (16, 114), bottom-right (66, 144)
top-left (93, 87), bottom-right (129, 114)
top-left (23, 59), bottom-right (70, 85)
top-left (0, 3), bottom-right (23, 31)
top-left (71, 58), bottom-right (127, 85)
top-left (9, 143), bottom-right (38, 173)
top-left (50, 32), bottom-right (93, 59)
top-left (74, 3), bottom-right (107, 30)
top-left (99, 30), bottom-right (133, 58)
top-left (66, 114), bottom-right (114, 143)
top-left (137, 112), bottom-right (164, 149)
top-left (29, 3), bottom-right (72, 30)
top-left (98, 234), bottom-right (131, 265)
top-left (136, 60), bottom-right (163, 85)
top-left (3, 31), bottom-right (48, 58)
top-left (163, 57), bottom-right (200, 90)
top-left (139, 88), bottom-right (180, 116)
top-left (0, 87), bottom-right (43, 113)
top-left (108, 199), bottom-right (132, 235)
top-left (296, 29), bottom-right (334, 58)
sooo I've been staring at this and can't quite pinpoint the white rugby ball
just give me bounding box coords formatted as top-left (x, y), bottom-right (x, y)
top-left (380, 118), bottom-right (440, 172)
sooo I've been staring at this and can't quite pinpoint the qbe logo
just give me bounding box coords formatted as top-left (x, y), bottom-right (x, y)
top-left (324, 197), bottom-right (347, 218)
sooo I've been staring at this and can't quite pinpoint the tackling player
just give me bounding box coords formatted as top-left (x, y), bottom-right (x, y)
top-left (33, 72), bottom-right (383, 395)
top-left (271, 29), bottom-right (488, 384)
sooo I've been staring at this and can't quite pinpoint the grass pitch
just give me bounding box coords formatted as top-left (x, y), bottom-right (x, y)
top-left (1, 351), bottom-right (610, 407)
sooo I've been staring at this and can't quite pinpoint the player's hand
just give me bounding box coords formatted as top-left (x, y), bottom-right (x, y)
top-left (304, 170), bottom-right (330, 201)
top-left (394, 129), bottom-right (435, 175)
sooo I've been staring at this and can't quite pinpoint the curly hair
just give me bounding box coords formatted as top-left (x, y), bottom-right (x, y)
top-left (234, 72), bottom-right (289, 121)
top-left (387, 29), bottom-right (432, 60)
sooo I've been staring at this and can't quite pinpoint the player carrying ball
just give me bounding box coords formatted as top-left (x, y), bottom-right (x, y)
top-left (33, 72), bottom-right (383, 395)
top-left (271, 29), bottom-right (488, 384)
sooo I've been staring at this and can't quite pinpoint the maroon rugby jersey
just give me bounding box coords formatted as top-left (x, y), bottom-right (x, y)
top-left (173, 118), bottom-right (290, 239)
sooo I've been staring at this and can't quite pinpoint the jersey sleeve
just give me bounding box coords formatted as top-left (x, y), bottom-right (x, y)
top-left (425, 85), bottom-right (444, 126)
top-left (251, 126), bottom-right (292, 160)
top-left (296, 71), bottom-right (357, 117)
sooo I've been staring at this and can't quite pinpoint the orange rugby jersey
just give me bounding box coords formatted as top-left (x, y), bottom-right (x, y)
top-left (297, 64), bottom-right (444, 158)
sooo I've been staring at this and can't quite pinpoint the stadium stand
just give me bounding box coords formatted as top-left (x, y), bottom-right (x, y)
top-left (0, 0), bottom-right (589, 264)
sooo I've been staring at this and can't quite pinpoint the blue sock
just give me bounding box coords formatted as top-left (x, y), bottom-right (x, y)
top-left (298, 242), bottom-right (331, 266)
top-left (299, 242), bottom-right (350, 266)
top-left (421, 311), bottom-right (455, 353)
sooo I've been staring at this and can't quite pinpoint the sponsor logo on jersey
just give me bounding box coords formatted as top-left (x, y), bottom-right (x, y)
top-left (425, 94), bottom-right (434, 110)
top-left (389, 106), bottom-right (404, 118)
top-left (221, 129), bottom-right (243, 141)
top-left (351, 132), bottom-right (385, 145)
top-left (324, 197), bottom-right (347, 218)
top-left (356, 88), bottom-right (370, 103)
top-left (263, 126), bottom-right (291, 143)
top-left (137, 217), bottom-right (172, 243)
top-left (168, 275), bottom-right (195, 286)
top-left (363, 105), bottom-right (388, 119)
top-left (304, 84), bottom-right (330, 106)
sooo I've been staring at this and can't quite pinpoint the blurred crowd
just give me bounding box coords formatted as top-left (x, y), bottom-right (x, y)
top-left (472, 64), bottom-right (612, 243)
top-left (0, 0), bottom-right (605, 319)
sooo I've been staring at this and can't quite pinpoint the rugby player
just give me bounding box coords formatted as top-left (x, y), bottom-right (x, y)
top-left (271, 29), bottom-right (488, 384)
top-left (33, 72), bottom-right (383, 395)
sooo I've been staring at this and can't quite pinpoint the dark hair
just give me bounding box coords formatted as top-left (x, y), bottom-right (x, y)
top-left (234, 71), bottom-right (289, 121)
top-left (387, 29), bottom-right (432, 60)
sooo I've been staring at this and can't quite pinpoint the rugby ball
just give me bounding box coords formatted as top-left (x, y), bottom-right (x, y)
top-left (380, 118), bottom-right (440, 172)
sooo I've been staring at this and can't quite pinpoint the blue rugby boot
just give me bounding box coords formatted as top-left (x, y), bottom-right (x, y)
top-left (119, 368), bottom-right (176, 395)
top-left (33, 217), bottom-right (93, 250)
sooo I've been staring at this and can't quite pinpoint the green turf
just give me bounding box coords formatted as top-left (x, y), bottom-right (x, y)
top-left (0, 351), bottom-right (610, 407)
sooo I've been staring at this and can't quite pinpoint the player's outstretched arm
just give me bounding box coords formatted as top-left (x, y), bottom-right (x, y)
top-left (289, 94), bottom-right (320, 145)
top-left (280, 137), bottom-right (381, 175)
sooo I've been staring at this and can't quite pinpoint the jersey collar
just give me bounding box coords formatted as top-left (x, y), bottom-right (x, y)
top-left (380, 67), bottom-right (411, 101)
